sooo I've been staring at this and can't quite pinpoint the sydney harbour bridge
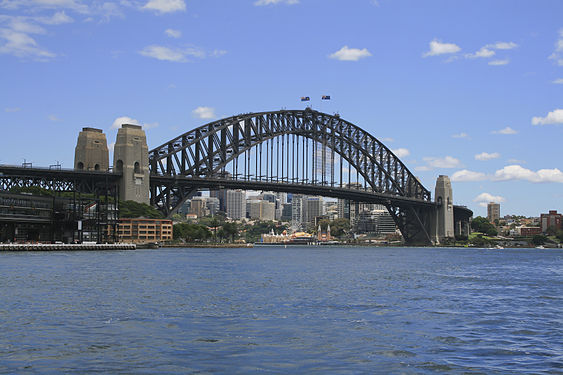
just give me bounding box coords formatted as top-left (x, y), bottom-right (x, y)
top-left (0, 108), bottom-right (472, 245)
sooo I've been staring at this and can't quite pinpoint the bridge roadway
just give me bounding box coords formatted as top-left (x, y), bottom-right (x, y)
top-left (0, 164), bottom-right (121, 193)
top-left (0, 165), bottom-right (473, 218)
top-left (151, 175), bottom-right (436, 208)
top-left (150, 175), bottom-right (473, 218)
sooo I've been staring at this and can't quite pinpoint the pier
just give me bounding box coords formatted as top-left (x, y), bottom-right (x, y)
top-left (0, 243), bottom-right (136, 251)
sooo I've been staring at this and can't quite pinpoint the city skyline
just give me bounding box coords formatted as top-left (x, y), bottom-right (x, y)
top-left (1, 0), bottom-right (561, 217)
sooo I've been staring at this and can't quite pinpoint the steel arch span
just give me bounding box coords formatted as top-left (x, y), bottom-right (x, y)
top-left (149, 108), bottom-right (436, 244)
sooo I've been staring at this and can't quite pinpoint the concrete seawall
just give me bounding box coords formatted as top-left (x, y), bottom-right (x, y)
top-left (0, 243), bottom-right (136, 251)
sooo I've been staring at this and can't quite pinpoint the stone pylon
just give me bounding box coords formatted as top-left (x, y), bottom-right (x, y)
top-left (113, 124), bottom-right (149, 204)
top-left (74, 127), bottom-right (109, 171)
top-left (433, 175), bottom-right (454, 243)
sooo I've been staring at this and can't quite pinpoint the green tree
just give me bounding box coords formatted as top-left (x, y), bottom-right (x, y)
top-left (330, 218), bottom-right (350, 237)
top-left (221, 222), bottom-right (239, 242)
top-left (173, 223), bottom-right (211, 242)
top-left (557, 230), bottom-right (563, 242)
top-left (531, 234), bottom-right (547, 246)
top-left (119, 200), bottom-right (163, 218)
top-left (471, 216), bottom-right (489, 232)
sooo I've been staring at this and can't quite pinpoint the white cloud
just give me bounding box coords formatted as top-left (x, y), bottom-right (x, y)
top-left (419, 156), bottom-right (461, 170)
top-left (531, 109), bottom-right (563, 126)
top-left (142, 0), bottom-right (186, 13)
top-left (423, 39), bottom-right (461, 57)
top-left (489, 41), bottom-right (517, 50)
top-left (110, 116), bottom-right (159, 131)
top-left (165, 28), bottom-right (181, 38)
top-left (475, 152), bottom-right (500, 161)
top-left (0, 12), bottom-right (75, 60)
top-left (1, 0), bottom-right (89, 13)
top-left (473, 192), bottom-right (505, 207)
top-left (488, 59), bottom-right (509, 66)
top-left (139, 45), bottom-right (186, 62)
top-left (38, 11), bottom-right (73, 25)
top-left (254, 0), bottom-right (299, 5)
top-left (549, 29), bottom-right (563, 66)
top-left (414, 165), bottom-right (431, 172)
top-left (111, 116), bottom-right (139, 129)
top-left (381, 137), bottom-right (394, 143)
top-left (451, 170), bottom-right (487, 182)
top-left (48, 114), bottom-right (60, 121)
top-left (391, 148), bottom-right (410, 158)
top-left (493, 165), bottom-right (563, 183)
top-left (4, 107), bottom-right (21, 112)
top-left (329, 45), bottom-right (371, 61)
top-left (424, 156), bottom-right (461, 168)
top-left (465, 42), bottom-right (517, 60)
top-left (466, 47), bottom-right (495, 59)
top-left (553, 78), bottom-right (563, 84)
top-left (0, 28), bottom-right (55, 59)
top-left (192, 106), bottom-right (216, 119)
top-left (452, 132), bottom-right (469, 139)
top-left (492, 126), bottom-right (517, 135)
top-left (139, 45), bottom-right (224, 62)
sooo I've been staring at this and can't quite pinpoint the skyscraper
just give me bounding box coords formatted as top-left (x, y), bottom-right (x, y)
top-left (226, 190), bottom-right (246, 220)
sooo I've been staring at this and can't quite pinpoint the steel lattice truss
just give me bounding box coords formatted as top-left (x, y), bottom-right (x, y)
top-left (0, 166), bottom-right (120, 195)
top-left (149, 109), bottom-right (438, 244)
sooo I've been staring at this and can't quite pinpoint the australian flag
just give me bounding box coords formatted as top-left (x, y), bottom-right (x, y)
top-left (321, 95), bottom-right (331, 100)
top-left (301, 96), bottom-right (310, 101)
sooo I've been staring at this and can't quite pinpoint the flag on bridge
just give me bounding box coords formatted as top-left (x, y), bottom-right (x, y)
top-left (301, 96), bottom-right (310, 101)
top-left (321, 95), bottom-right (331, 100)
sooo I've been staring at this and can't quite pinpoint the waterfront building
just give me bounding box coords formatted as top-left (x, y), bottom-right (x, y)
top-left (519, 227), bottom-right (542, 236)
top-left (487, 202), bottom-right (500, 223)
top-left (115, 218), bottom-right (173, 243)
top-left (540, 210), bottom-right (562, 233)
top-left (226, 190), bottom-right (246, 220)
top-left (354, 207), bottom-right (396, 235)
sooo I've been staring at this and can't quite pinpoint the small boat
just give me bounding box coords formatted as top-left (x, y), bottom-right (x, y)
top-left (535, 245), bottom-right (545, 249)
top-left (495, 245), bottom-right (504, 249)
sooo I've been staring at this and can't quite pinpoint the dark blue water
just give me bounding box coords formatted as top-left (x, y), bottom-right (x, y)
top-left (0, 247), bottom-right (561, 374)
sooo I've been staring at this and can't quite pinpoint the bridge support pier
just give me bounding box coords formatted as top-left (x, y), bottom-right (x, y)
top-left (113, 124), bottom-right (150, 205)
top-left (432, 175), bottom-right (454, 245)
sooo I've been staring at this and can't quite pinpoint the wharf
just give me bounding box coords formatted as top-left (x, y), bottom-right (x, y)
top-left (0, 243), bottom-right (136, 251)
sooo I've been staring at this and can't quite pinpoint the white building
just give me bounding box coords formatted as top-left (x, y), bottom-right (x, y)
top-left (226, 189), bottom-right (246, 220)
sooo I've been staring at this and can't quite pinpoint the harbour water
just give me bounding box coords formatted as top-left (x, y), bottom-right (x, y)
top-left (0, 246), bottom-right (561, 374)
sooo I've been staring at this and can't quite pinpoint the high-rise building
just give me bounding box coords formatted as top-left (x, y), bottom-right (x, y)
top-left (291, 194), bottom-right (304, 230)
top-left (190, 197), bottom-right (208, 218)
top-left (305, 196), bottom-right (324, 225)
top-left (226, 190), bottom-right (246, 220)
top-left (540, 210), bottom-right (562, 233)
top-left (354, 207), bottom-right (396, 234)
top-left (206, 197), bottom-right (220, 216)
top-left (487, 202), bottom-right (500, 223)
top-left (247, 200), bottom-right (276, 221)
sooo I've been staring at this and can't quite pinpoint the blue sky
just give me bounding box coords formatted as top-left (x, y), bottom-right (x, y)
top-left (1, 0), bottom-right (561, 217)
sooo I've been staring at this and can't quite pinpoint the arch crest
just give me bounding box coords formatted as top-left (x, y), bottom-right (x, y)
top-left (149, 109), bottom-right (430, 201)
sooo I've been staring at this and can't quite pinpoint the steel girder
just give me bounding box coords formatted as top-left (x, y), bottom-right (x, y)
top-left (150, 109), bottom-right (430, 195)
top-left (0, 166), bottom-right (121, 195)
top-left (149, 109), bottom-right (434, 243)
